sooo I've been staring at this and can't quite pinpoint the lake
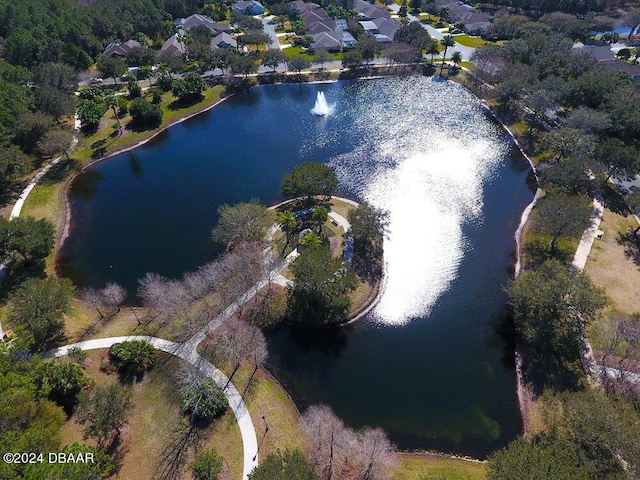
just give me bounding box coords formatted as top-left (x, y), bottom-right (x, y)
top-left (59, 77), bottom-right (533, 457)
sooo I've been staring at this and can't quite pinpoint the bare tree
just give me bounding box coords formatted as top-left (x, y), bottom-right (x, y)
top-left (101, 282), bottom-right (126, 315)
top-left (300, 404), bottom-right (353, 480)
top-left (353, 427), bottom-right (398, 480)
top-left (207, 319), bottom-right (267, 387)
top-left (82, 287), bottom-right (105, 318)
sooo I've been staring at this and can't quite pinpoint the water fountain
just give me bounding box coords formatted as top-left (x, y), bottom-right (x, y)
top-left (311, 91), bottom-right (330, 116)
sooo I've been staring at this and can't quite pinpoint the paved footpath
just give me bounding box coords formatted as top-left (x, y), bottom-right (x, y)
top-left (51, 335), bottom-right (259, 479)
top-left (571, 198), bottom-right (605, 272)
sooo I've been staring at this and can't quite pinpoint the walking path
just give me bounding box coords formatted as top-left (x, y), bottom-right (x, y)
top-left (571, 198), bottom-right (605, 272)
top-left (51, 335), bottom-right (259, 479)
top-left (0, 115), bottom-right (81, 287)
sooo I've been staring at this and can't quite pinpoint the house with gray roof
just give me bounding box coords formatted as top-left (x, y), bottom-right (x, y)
top-left (232, 0), bottom-right (264, 15)
top-left (354, 0), bottom-right (391, 20)
top-left (103, 39), bottom-right (141, 58)
top-left (289, 0), bottom-right (320, 13)
top-left (310, 29), bottom-right (357, 51)
top-left (307, 20), bottom-right (337, 35)
top-left (178, 14), bottom-right (218, 33)
top-left (301, 9), bottom-right (328, 23)
top-left (210, 32), bottom-right (238, 50)
top-left (372, 17), bottom-right (401, 39)
top-left (160, 34), bottom-right (186, 57)
top-left (580, 45), bottom-right (640, 80)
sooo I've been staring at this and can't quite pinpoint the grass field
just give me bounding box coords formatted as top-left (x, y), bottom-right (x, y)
top-left (394, 453), bottom-right (487, 479)
top-left (59, 349), bottom-right (302, 480)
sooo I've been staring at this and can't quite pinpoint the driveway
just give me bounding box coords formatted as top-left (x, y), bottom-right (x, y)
top-left (262, 16), bottom-right (281, 50)
top-left (387, 5), bottom-right (476, 61)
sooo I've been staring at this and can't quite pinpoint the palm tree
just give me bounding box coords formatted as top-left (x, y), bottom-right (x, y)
top-left (427, 41), bottom-right (439, 65)
top-left (277, 210), bottom-right (297, 247)
top-left (450, 51), bottom-right (463, 75)
top-left (312, 206), bottom-right (328, 233)
top-left (439, 35), bottom-right (455, 77)
top-left (105, 94), bottom-right (122, 136)
top-left (300, 232), bottom-right (322, 249)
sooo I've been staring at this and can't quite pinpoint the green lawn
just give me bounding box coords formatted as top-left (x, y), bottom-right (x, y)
top-left (453, 34), bottom-right (487, 48)
top-left (394, 454), bottom-right (487, 479)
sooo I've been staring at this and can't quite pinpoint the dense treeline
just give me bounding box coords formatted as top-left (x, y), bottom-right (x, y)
top-left (474, 8), bottom-right (640, 478)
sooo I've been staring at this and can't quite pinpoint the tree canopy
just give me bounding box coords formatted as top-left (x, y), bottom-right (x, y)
top-left (508, 259), bottom-right (607, 393)
top-left (211, 200), bottom-right (274, 249)
top-left (281, 162), bottom-right (339, 199)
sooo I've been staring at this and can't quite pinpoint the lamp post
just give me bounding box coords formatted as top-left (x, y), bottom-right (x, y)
top-left (253, 415), bottom-right (269, 462)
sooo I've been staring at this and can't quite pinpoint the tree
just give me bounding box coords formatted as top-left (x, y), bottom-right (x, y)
top-left (76, 384), bottom-right (133, 450)
top-left (488, 437), bottom-right (596, 480)
top-left (595, 138), bottom-right (639, 182)
top-left (533, 193), bottom-right (592, 256)
top-left (8, 277), bottom-right (74, 351)
top-left (353, 427), bottom-right (398, 480)
top-left (108, 340), bottom-right (157, 380)
top-left (105, 94), bottom-right (122, 136)
top-left (288, 243), bottom-right (357, 324)
top-left (347, 202), bottom-right (388, 281)
top-left (241, 31), bottom-right (273, 52)
top-left (129, 98), bottom-right (163, 128)
top-left (172, 73), bottom-right (206, 103)
top-left (439, 35), bottom-right (455, 76)
top-left (624, 8), bottom-right (640, 41)
top-left (539, 158), bottom-right (595, 196)
top-left (34, 86), bottom-right (76, 121)
top-left (248, 449), bottom-right (318, 480)
top-left (300, 232), bottom-right (322, 248)
top-left (262, 49), bottom-right (286, 72)
top-left (179, 367), bottom-right (228, 421)
top-left (281, 162), bottom-right (339, 199)
top-left (562, 107), bottom-right (611, 134)
top-left (78, 100), bottom-right (104, 130)
top-left (289, 54), bottom-right (311, 74)
top-left (449, 50), bottom-right (462, 75)
top-left (0, 216), bottom-right (54, 264)
top-left (190, 448), bottom-right (223, 480)
top-left (313, 49), bottom-right (331, 70)
top-left (37, 129), bottom-right (73, 158)
top-left (13, 112), bottom-right (52, 153)
top-left (278, 210), bottom-right (298, 247)
top-left (342, 50), bottom-right (364, 70)
top-left (0, 144), bottom-right (34, 191)
top-left (34, 62), bottom-right (76, 92)
top-left (312, 207), bottom-right (328, 233)
top-left (211, 200), bottom-right (274, 249)
top-left (356, 35), bottom-right (381, 65)
top-left (37, 360), bottom-right (91, 411)
top-left (101, 282), bottom-right (126, 314)
top-left (96, 55), bottom-right (128, 84)
top-left (507, 259), bottom-right (607, 393)
top-left (542, 128), bottom-right (596, 162)
top-left (230, 55), bottom-right (259, 77)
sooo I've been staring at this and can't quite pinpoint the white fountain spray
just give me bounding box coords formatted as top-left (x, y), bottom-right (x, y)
top-left (311, 91), bottom-right (331, 116)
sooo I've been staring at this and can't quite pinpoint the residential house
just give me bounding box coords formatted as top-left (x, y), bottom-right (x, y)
top-left (210, 32), bottom-right (238, 50)
top-left (103, 39), bottom-right (141, 58)
top-left (301, 9), bottom-right (328, 24)
top-left (354, 0), bottom-right (390, 20)
top-left (232, 0), bottom-right (264, 15)
top-left (580, 45), bottom-right (640, 80)
top-left (372, 17), bottom-right (401, 39)
top-left (307, 20), bottom-right (337, 35)
top-left (160, 34), bottom-right (186, 57)
top-left (310, 29), bottom-right (357, 51)
top-left (289, 0), bottom-right (320, 14)
top-left (460, 12), bottom-right (490, 35)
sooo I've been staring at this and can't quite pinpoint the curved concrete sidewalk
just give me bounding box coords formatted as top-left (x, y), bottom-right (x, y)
top-left (51, 335), bottom-right (258, 479)
top-left (571, 198), bottom-right (604, 272)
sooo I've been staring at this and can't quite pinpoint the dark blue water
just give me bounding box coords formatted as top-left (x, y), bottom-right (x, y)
top-left (59, 77), bottom-right (533, 457)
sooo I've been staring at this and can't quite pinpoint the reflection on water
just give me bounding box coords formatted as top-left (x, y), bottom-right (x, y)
top-left (60, 77), bottom-right (532, 456)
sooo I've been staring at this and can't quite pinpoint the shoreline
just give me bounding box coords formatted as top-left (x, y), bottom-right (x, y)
top-left (55, 92), bottom-right (234, 268)
top-left (50, 73), bottom-right (533, 459)
top-left (269, 195), bottom-right (385, 327)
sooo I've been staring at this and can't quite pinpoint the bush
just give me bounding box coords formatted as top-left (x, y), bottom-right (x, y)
top-left (129, 98), bottom-right (163, 128)
top-left (149, 87), bottom-right (163, 104)
top-left (108, 340), bottom-right (156, 380)
top-left (181, 377), bottom-right (228, 421)
top-left (128, 79), bottom-right (141, 98)
top-left (189, 448), bottom-right (223, 480)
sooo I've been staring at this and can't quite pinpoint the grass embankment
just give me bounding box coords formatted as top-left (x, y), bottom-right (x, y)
top-left (16, 86), bottom-right (225, 274)
top-left (393, 453), bottom-right (487, 480)
top-left (452, 34), bottom-right (487, 48)
top-left (60, 350), bottom-right (301, 480)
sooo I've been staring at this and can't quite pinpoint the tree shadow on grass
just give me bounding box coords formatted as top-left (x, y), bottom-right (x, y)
top-left (156, 422), bottom-right (209, 480)
top-left (617, 230), bottom-right (640, 268)
top-left (600, 180), bottom-right (630, 215)
top-left (167, 95), bottom-right (205, 111)
top-left (523, 239), bottom-right (572, 270)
